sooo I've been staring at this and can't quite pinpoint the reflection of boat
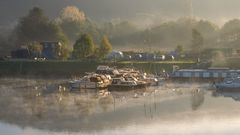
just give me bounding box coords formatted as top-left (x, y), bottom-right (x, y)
top-left (213, 91), bottom-right (240, 101)
top-left (215, 76), bottom-right (240, 92)
top-left (69, 74), bottom-right (111, 89)
top-left (108, 78), bottom-right (147, 91)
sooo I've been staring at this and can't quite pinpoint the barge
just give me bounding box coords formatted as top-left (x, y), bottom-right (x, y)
top-left (170, 68), bottom-right (240, 81)
top-left (215, 76), bottom-right (240, 92)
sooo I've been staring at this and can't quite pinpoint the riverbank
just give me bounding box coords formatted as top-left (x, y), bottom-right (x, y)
top-left (0, 60), bottom-right (195, 77)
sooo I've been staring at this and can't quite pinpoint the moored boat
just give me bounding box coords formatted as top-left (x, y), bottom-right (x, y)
top-left (215, 76), bottom-right (240, 92)
top-left (69, 74), bottom-right (111, 89)
top-left (108, 77), bottom-right (148, 91)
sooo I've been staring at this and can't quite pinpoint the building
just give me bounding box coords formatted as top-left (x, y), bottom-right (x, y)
top-left (40, 41), bottom-right (62, 60)
top-left (11, 46), bottom-right (31, 59)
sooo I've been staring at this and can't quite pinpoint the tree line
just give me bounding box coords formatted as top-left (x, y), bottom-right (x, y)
top-left (1, 6), bottom-right (240, 59)
top-left (4, 7), bottom-right (112, 60)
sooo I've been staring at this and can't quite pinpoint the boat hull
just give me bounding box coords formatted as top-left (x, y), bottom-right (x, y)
top-left (69, 82), bottom-right (108, 89)
top-left (216, 85), bottom-right (240, 92)
top-left (108, 84), bottom-right (147, 91)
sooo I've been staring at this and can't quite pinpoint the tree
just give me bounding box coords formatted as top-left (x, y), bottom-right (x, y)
top-left (221, 19), bottom-right (240, 33)
top-left (58, 6), bottom-right (86, 43)
top-left (28, 42), bottom-right (43, 57)
top-left (97, 36), bottom-right (113, 59)
top-left (59, 46), bottom-right (71, 60)
top-left (16, 7), bottom-right (69, 46)
top-left (73, 34), bottom-right (95, 59)
top-left (175, 45), bottom-right (183, 54)
top-left (60, 6), bottom-right (86, 22)
top-left (219, 19), bottom-right (240, 47)
top-left (191, 29), bottom-right (204, 55)
top-left (194, 20), bottom-right (218, 46)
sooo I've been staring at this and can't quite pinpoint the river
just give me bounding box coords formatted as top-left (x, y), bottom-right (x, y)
top-left (0, 78), bottom-right (240, 135)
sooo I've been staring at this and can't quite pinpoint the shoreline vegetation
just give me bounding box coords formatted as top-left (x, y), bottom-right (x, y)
top-left (1, 57), bottom-right (240, 78)
top-left (0, 60), bottom-right (196, 77)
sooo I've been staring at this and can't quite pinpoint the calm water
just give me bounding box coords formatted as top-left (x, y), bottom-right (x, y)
top-left (0, 78), bottom-right (240, 135)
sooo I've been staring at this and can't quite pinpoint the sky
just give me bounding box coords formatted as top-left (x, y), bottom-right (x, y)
top-left (1, 0), bottom-right (240, 27)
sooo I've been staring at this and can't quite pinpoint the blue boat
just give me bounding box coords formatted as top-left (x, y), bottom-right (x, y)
top-left (215, 76), bottom-right (240, 92)
top-left (171, 68), bottom-right (240, 81)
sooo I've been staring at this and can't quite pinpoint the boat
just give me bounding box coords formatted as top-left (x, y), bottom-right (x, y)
top-left (96, 65), bottom-right (120, 77)
top-left (138, 73), bottom-right (164, 86)
top-left (171, 68), bottom-right (240, 81)
top-left (118, 68), bottom-right (164, 86)
top-left (213, 91), bottom-right (240, 101)
top-left (69, 74), bottom-right (111, 89)
top-left (108, 77), bottom-right (148, 91)
top-left (215, 76), bottom-right (240, 92)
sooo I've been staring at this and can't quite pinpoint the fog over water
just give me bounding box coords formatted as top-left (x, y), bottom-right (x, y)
top-left (0, 78), bottom-right (240, 135)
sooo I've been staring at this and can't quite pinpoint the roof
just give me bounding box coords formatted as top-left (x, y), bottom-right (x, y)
top-left (176, 69), bottom-right (240, 73)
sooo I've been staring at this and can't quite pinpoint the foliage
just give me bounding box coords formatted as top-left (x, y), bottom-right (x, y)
top-left (59, 19), bottom-right (82, 43)
top-left (58, 6), bottom-right (86, 43)
top-left (28, 42), bottom-right (43, 57)
top-left (72, 34), bottom-right (95, 59)
top-left (219, 19), bottom-right (240, 48)
top-left (16, 7), bottom-right (69, 46)
top-left (59, 45), bottom-right (71, 60)
top-left (97, 36), bottom-right (112, 59)
top-left (175, 45), bottom-right (184, 54)
top-left (60, 6), bottom-right (86, 22)
top-left (194, 20), bottom-right (218, 46)
top-left (191, 29), bottom-right (204, 55)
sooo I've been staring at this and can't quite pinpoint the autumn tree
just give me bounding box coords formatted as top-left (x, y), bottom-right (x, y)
top-left (97, 36), bottom-right (112, 59)
top-left (60, 6), bottom-right (86, 22)
top-left (28, 41), bottom-right (43, 57)
top-left (58, 6), bottom-right (86, 42)
top-left (73, 34), bottom-right (95, 59)
top-left (59, 46), bottom-right (71, 60)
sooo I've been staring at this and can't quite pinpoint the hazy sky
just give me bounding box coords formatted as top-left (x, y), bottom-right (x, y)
top-left (1, 0), bottom-right (240, 26)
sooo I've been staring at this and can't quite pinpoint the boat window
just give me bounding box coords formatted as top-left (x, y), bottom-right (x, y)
top-left (195, 72), bottom-right (200, 77)
top-left (222, 73), bottom-right (227, 78)
top-left (175, 72), bottom-right (180, 77)
top-left (112, 79), bottom-right (120, 84)
top-left (183, 72), bottom-right (191, 77)
top-left (213, 73), bottom-right (219, 78)
top-left (82, 77), bottom-right (89, 81)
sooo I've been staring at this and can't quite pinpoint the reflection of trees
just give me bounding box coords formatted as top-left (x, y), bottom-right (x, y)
top-left (98, 95), bottom-right (114, 112)
top-left (191, 89), bottom-right (205, 111)
top-left (74, 96), bottom-right (97, 116)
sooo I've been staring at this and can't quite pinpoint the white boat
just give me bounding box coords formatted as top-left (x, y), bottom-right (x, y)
top-left (139, 74), bottom-right (162, 86)
top-left (108, 77), bottom-right (147, 91)
top-left (69, 74), bottom-right (111, 89)
top-left (96, 65), bottom-right (120, 77)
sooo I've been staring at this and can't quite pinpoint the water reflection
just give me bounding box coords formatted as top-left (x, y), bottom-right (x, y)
top-left (1, 79), bottom-right (240, 135)
top-left (191, 89), bottom-right (205, 111)
top-left (213, 91), bottom-right (240, 101)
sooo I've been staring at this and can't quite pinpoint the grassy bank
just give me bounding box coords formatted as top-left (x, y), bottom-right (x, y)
top-left (0, 60), bottom-right (196, 77)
